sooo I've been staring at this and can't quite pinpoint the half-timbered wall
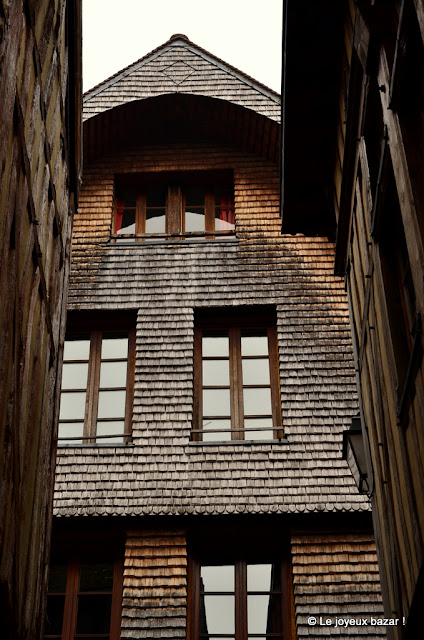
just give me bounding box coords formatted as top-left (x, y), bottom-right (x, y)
top-left (0, 1), bottom-right (81, 637)
top-left (333, 1), bottom-right (424, 635)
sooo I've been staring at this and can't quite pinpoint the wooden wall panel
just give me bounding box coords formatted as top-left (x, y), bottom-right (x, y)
top-left (0, 1), bottom-right (81, 638)
top-left (292, 533), bottom-right (386, 639)
top-left (121, 531), bottom-right (187, 639)
top-left (334, 2), bottom-right (424, 635)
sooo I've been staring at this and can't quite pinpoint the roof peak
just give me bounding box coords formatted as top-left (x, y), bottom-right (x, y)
top-left (168, 33), bottom-right (189, 42)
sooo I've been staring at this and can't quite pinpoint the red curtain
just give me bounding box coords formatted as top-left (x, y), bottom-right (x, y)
top-left (115, 200), bottom-right (124, 232)
top-left (219, 196), bottom-right (235, 230)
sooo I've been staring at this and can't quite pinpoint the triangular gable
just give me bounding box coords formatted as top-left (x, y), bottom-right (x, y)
top-left (83, 34), bottom-right (281, 123)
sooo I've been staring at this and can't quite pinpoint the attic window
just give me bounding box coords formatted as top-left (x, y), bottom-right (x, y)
top-left (113, 171), bottom-right (235, 241)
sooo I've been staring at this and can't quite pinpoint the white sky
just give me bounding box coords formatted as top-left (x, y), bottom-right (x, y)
top-left (82, 0), bottom-right (283, 94)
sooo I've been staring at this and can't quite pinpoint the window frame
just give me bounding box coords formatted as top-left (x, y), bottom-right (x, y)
top-left (192, 309), bottom-right (282, 442)
top-left (45, 551), bottom-right (123, 640)
top-left (59, 312), bottom-right (136, 445)
top-left (188, 537), bottom-right (293, 640)
top-left (112, 170), bottom-right (235, 241)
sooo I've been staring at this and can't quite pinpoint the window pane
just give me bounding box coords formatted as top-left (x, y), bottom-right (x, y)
top-left (120, 187), bottom-right (137, 206)
top-left (59, 392), bottom-right (86, 420)
top-left (202, 359), bottom-right (230, 386)
top-left (247, 564), bottom-right (272, 592)
top-left (215, 208), bottom-right (235, 231)
top-left (101, 337), bottom-right (128, 359)
top-left (79, 562), bottom-right (114, 591)
top-left (146, 188), bottom-right (166, 207)
top-left (248, 594), bottom-right (282, 634)
top-left (201, 596), bottom-right (235, 634)
top-left (99, 361), bottom-right (127, 388)
top-left (201, 565), bottom-right (235, 592)
top-left (202, 336), bottom-right (229, 357)
top-left (64, 339), bottom-right (90, 360)
top-left (118, 210), bottom-right (135, 234)
top-left (58, 421), bottom-right (84, 443)
top-left (243, 388), bottom-right (272, 416)
top-left (241, 335), bottom-right (268, 356)
top-left (97, 390), bottom-right (126, 418)
top-left (247, 595), bottom-right (270, 634)
top-left (242, 358), bottom-right (270, 385)
top-left (96, 421), bottom-right (125, 443)
top-left (48, 564), bottom-right (68, 592)
top-left (61, 362), bottom-right (89, 390)
top-left (75, 594), bottom-right (112, 634)
top-left (202, 419), bottom-right (232, 442)
top-left (203, 389), bottom-right (230, 416)
top-left (45, 595), bottom-right (65, 635)
top-left (186, 185), bottom-right (205, 205)
top-left (244, 418), bottom-right (274, 441)
top-left (146, 209), bottom-right (166, 233)
top-left (185, 209), bottom-right (205, 232)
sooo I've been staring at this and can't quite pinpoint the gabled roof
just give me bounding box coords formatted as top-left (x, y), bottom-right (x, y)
top-left (83, 34), bottom-right (281, 123)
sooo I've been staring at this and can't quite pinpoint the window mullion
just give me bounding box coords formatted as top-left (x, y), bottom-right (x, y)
top-left (229, 328), bottom-right (243, 440)
top-left (62, 557), bottom-right (80, 640)
top-left (136, 191), bottom-right (146, 236)
top-left (193, 328), bottom-right (203, 442)
top-left (124, 328), bottom-right (136, 443)
top-left (268, 326), bottom-right (282, 438)
top-left (110, 555), bottom-right (124, 640)
top-left (235, 560), bottom-right (247, 640)
top-left (85, 331), bottom-right (102, 443)
top-left (205, 189), bottom-right (215, 234)
top-left (167, 185), bottom-right (182, 233)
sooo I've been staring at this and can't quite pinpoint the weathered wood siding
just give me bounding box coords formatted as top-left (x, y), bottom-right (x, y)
top-left (334, 1), bottom-right (424, 635)
top-left (0, 1), bottom-right (81, 637)
top-left (122, 532), bottom-right (187, 639)
top-left (292, 533), bottom-right (386, 638)
top-left (54, 138), bottom-right (366, 518)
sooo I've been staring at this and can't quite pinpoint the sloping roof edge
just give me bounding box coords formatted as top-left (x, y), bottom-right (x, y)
top-left (83, 33), bottom-right (281, 105)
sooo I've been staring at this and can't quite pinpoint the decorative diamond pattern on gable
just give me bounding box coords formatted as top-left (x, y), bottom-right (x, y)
top-left (162, 61), bottom-right (194, 85)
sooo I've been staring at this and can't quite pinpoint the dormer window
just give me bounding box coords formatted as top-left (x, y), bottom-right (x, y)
top-left (113, 171), bottom-right (235, 241)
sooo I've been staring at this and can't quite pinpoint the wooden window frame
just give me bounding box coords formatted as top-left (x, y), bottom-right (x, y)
top-left (45, 553), bottom-right (123, 640)
top-left (193, 309), bottom-right (282, 442)
top-left (59, 311), bottom-right (136, 444)
top-left (113, 171), bottom-right (235, 241)
top-left (188, 551), bottom-right (292, 640)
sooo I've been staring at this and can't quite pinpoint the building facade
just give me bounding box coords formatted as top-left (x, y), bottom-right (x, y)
top-left (49, 35), bottom-right (387, 639)
top-left (0, 1), bottom-right (81, 638)
top-left (282, 1), bottom-right (424, 638)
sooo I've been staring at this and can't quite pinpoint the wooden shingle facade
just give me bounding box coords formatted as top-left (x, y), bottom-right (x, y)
top-left (0, 1), bottom-right (81, 638)
top-left (282, 1), bottom-right (424, 638)
top-left (50, 35), bottom-right (387, 639)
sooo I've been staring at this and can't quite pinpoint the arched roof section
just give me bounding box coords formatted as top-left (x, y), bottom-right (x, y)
top-left (83, 92), bottom-right (280, 165)
top-left (83, 34), bottom-right (281, 125)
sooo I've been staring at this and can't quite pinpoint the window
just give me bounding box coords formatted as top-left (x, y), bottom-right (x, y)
top-left (58, 313), bottom-right (136, 444)
top-left (189, 546), bottom-right (292, 640)
top-left (193, 309), bottom-right (282, 441)
top-left (113, 171), bottom-right (235, 240)
top-left (45, 555), bottom-right (123, 640)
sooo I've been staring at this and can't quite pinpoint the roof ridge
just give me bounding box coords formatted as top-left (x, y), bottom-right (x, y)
top-left (83, 34), bottom-right (281, 103)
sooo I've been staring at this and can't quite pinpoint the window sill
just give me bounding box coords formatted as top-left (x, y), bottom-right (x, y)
top-left (110, 232), bottom-right (238, 246)
top-left (57, 442), bottom-right (135, 449)
top-left (188, 438), bottom-right (288, 447)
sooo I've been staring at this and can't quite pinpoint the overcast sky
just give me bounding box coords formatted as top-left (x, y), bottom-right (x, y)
top-left (82, 0), bottom-right (283, 94)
